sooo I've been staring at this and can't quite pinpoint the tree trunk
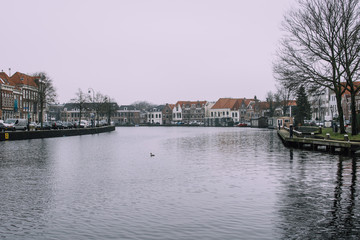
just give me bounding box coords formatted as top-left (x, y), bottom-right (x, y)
top-left (350, 92), bottom-right (358, 135)
top-left (40, 101), bottom-right (44, 128)
top-left (336, 92), bottom-right (346, 134)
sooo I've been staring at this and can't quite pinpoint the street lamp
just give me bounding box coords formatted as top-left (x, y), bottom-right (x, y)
top-left (330, 105), bottom-right (334, 121)
top-left (315, 91), bottom-right (325, 126)
top-left (88, 88), bottom-right (95, 127)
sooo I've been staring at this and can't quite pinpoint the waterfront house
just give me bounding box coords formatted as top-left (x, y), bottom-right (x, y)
top-left (9, 72), bottom-right (39, 121)
top-left (0, 72), bottom-right (15, 120)
top-left (208, 98), bottom-right (241, 126)
top-left (204, 101), bottom-right (215, 126)
top-left (207, 98), bottom-right (261, 126)
top-left (162, 103), bottom-right (174, 125)
top-left (147, 105), bottom-right (164, 125)
top-left (172, 102), bottom-right (183, 124)
top-left (174, 101), bottom-right (206, 125)
top-left (114, 105), bottom-right (140, 125)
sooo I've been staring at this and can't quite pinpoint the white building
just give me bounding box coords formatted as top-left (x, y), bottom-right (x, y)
top-left (172, 103), bottom-right (182, 123)
top-left (147, 106), bottom-right (163, 125)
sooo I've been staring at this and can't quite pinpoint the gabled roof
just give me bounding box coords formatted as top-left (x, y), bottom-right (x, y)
top-left (284, 100), bottom-right (297, 106)
top-left (211, 98), bottom-right (256, 110)
top-left (240, 98), bottom-right (256, 108)
top-left (9, 72), bottom-right (38, 87)
top-left (212, 98), bottom-right (240, 110)
top-left (0, 72), bottom-right (10, 84)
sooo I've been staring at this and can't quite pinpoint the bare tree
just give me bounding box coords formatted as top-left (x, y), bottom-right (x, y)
top-left (131, 101), bottom-right (156, 111)
top-left (276, 86), bottom-right (293, 117)
top-left (89, 91), bottom-right (107, 127)
top-left (273, 0), bottom-right (347, 133)
top-left (33, 72), bottom-right (57, 127)
top-left (71, 89), bottom-right (89, 127)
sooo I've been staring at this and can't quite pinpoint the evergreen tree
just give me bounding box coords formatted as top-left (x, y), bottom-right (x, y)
top-left (295, 86), bottom-right (311, 126)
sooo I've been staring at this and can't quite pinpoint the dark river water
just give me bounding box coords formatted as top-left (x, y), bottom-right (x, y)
top-left (1, 127), bottom-right (359, 239)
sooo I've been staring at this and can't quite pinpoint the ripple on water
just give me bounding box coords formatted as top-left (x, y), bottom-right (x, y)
top-left (0, 127), bottom-right (359, 239)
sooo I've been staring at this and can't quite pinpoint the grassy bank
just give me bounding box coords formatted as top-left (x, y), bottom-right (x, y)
top-left (319, 127), bottom-right (360, 141)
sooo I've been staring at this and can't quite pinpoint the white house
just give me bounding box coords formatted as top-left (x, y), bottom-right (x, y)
top-left (172, 103), bottom-right (182, 123)
top-left (147, 106), bottom-right (163, 125)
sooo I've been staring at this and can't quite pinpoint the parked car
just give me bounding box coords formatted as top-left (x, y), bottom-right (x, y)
top-left (98, 120), bottom-right (107, 126)
top-left (36, 122), bottom-right (52, 130)
top-left (62, 122), bottom-right (74, 129)
top-left (52, 121), bottom-right (64, 129)
top-left (3, 118), bottom-right (27, 131)
top-left (80, 120), bottom-right (89, 128)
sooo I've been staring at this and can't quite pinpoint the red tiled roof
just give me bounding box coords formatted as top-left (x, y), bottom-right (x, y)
top-left (9, 72), bottom-right (38, 88)
top-left (0, 72), bottom-right (10, 84)
top-left (340, 82), bottom-right (360, 96)
top-left (258, 102), bottom-right (270, 109)
top-left (211, 98), bottom-right (256, 110)
top-left (287, 100), bottom-right (297, 106)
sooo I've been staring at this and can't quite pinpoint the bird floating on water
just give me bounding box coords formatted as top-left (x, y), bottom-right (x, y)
top-left (150, 153), bottom-right (155, 157)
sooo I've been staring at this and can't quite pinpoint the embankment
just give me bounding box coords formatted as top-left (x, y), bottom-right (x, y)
top-left (0, 126), bottom-right (115, 141)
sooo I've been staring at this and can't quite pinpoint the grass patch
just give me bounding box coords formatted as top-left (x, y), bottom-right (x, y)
top-left (319, 127), bottom-right (360, 141)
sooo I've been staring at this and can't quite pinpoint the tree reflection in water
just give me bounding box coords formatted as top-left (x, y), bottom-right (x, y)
top-left (278, 153), bottom-right (360, 239)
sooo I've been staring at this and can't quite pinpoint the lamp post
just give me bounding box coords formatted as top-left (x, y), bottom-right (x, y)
top-left (105, 95), bottom-right (111, 125)
top-left (315, 92), bottom-right (325, 126)
top-left (330, 105), bottom-right (334, 121)
top-left (318, 98), bottom-right (321, 126)
top-left (88, 88), bottom-right (95, 127)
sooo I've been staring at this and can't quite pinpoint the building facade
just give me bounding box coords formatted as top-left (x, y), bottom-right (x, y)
top-left (175, 101), bottom-right (206, 124)
top-left (113, 105), bottom-right (140, 125)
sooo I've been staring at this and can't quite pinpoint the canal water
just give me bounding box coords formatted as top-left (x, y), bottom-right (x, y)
top-left (0, 127), bottom-right (359, 239)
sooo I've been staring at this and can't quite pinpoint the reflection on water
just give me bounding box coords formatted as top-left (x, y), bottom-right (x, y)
top-left (0, 127), bottom-right (359, 239)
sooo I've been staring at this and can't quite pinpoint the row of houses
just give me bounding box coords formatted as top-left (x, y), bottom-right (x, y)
top-left (2, 71), bottom-right (360, 126)
top-left (51, 98), bottom-right (295, 127)
top-left (0, 71), bottom-right (41, 121)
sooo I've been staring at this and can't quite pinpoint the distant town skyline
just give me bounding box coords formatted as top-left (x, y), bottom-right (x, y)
top-left (0, 0), bottom-right (296, 105)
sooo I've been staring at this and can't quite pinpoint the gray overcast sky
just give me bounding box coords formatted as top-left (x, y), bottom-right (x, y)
top-left (0, 0), bottom-right (295, 105)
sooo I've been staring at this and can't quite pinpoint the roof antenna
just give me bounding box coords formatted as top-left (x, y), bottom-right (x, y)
top-left (8, 68), bottom-right (11, 76)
